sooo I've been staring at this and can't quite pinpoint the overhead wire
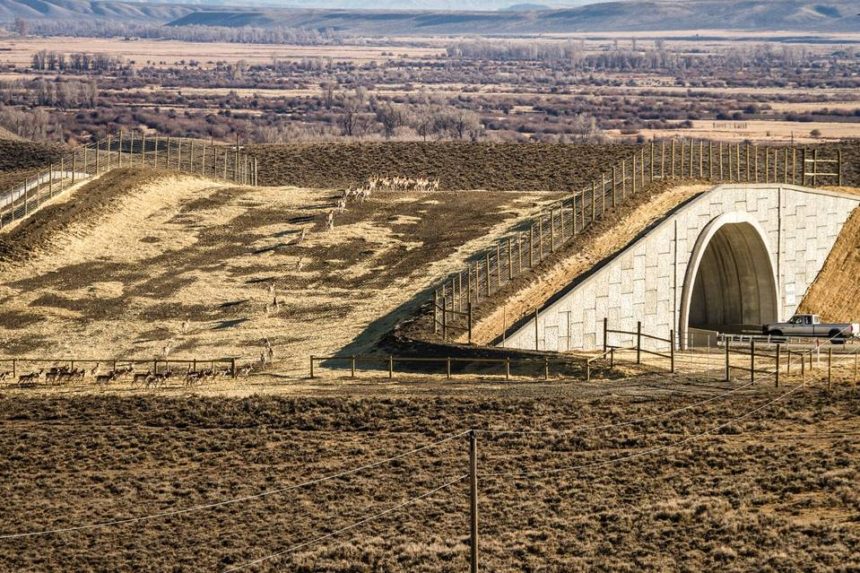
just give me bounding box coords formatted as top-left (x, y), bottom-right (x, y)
top-left (483, 380), bottom-right (808, 480)
top-left (0, 429), bottom-right (470, 540)
top-left (477, 379), bottom-right (756, 436)
top-left (222, 474), bottom-right (469, 572)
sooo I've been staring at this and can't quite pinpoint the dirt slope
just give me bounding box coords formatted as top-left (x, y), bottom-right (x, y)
top-left (798, 197), bottom-right (860, 322)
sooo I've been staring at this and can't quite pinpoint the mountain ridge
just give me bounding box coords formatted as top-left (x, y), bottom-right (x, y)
top-left (0, 0), bottom-right (857, 33)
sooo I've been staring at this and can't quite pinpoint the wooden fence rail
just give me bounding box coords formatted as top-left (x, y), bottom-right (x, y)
top-left (0, 132), bottom-right (259, 230)
top-left (432, 141), bottom-right (842, 339)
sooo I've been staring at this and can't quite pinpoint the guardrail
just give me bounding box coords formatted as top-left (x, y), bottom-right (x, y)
top-left (0, 132), bottom-right (258, 230)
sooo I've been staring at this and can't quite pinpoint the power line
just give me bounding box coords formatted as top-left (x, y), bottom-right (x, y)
top-left (484, 380), bottom-right (808, 480)
top-left (477, 380), bottom-right (756, 436)
top-left (0, 430), bottom-right (469, 540)
top-left (223, 474), bottom-right (469, 572)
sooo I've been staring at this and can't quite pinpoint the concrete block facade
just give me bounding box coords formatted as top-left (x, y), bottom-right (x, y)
top-left (503, 184), bottom-right (860, 352)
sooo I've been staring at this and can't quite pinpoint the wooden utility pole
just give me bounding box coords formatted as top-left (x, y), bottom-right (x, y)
top-left (469, 430), bottom-right (479, 573)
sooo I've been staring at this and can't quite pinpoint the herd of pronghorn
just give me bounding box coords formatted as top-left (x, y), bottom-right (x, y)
top-left (325, 176), bottom-right (442, 231)
top-left (0, 362), bottom-right (253, 389)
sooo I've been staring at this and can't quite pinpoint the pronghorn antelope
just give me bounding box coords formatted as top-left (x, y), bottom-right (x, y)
top-left (132, 371), bottom-right (152, 386)
top-left (0, 370), bottom-right (12, 382)
top-left (17, 370), bottom-right (43, 386)
top-left (95, 371), bottom-right (118, 388)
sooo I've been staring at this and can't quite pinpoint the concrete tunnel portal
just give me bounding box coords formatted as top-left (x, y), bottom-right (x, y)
top-left (680, 213), bottom-right (780, 343)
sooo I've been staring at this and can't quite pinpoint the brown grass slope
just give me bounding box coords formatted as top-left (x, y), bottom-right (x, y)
top-left (0, 167), bottom-right (561, 369)
top-left (0, 384), bottom-right (857, 571)
top-left (799, 203), bottom-right (860, 322)
top-left (0, 139), bottom-right (64, 172)
top-left (250, 142), bottom-right (637, 192)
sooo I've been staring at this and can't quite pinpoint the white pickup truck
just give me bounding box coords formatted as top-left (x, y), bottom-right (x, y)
top-left (763, 314), bottom-right (859, 342)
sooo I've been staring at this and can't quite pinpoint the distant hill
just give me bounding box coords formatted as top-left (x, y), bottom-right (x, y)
top-left (503, 4), bottom-right (553, 11)
top-left (0, 0), bottom-right (192, 22)
top-left (0, 0), bottom-right (857, 33)
top-left (167, 1), bottom-right (860, 33)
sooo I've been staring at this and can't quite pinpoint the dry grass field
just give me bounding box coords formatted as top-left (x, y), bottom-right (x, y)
top-left (251, 142), bottom-right (638, 192)
top-left (631, 120), bottom-right (860, 144)
top-left (0, 377), bottom-right (857, 572)
top-left (0, 168), bottom-right (563, 374)
top-left (0, 37), bottom-right (443, 67)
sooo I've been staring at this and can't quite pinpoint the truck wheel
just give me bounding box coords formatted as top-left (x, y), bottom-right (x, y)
top-left (829, 329), bottom-right (846, 344)
top-left (769, 330), bottom-right (786, 342)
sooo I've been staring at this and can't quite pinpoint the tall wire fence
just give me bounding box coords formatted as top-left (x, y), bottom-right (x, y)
top-left (432, 140), bottom-right (844, 341)
top-left (0, 132), bottom-right (258, 230)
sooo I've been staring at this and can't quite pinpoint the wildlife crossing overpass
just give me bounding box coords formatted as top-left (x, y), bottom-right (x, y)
top-left (501, 184), bottom-right (860, 350)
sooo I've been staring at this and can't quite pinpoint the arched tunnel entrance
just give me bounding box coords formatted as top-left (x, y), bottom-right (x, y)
top-left (680, 214), bottom-right (780, 346)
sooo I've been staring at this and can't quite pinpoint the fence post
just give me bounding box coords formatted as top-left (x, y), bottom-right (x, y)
top-left (611, 166), bottom-right (617, 208)
top-left (775, 343), bottom-right (781, 388)
top-left (505, 357), bottom-right (510, 381)
top-left (118, 129), bottom-right (124, 168)
top-left (750, 339), bottom-right (755, 384)
top-left (388, 356), bottom-right (394, 379)
top-left (469, 429), bottom-right (479, 573)
top-left (603, 317), bottom-right (608, 355)
top-left (309, 355), bottom-right (314, 379)
top-left (544, 356), bottom-right (549, 381)
top-left (669, 329), bottom-right (675, 373)
top-left (485, 254), bottom-right (491, 296)
top-left (446, 357), bottom-right (452, 380)
top-left (351, 355), bottom-right (356, 379)
top-left (95, 140), bottom-right (100, 174)
top-left (11, 359), bottom-right (15, 378)
top-left (854, 350), bottom-right (858, 384)
top-left (433, 290), bottom-right (439, 334)
top-left (231, 358), bottom-right (236, 379)
top-left (49, 163), bottom-right (53, 197)
top-left (725, 338), bottom-right (731, 382)
top-left (838, 150), bottom-right (843, 186)
top-left (827, 347), bottom-right (832, 389)
top-left (442, 296), bottom-right (448, 342)
top-left (534, 308), bottom-right (540, 351)
top-left (636, 321), bottom-right (642, 365)
top-left (72, 154), bottom-right (77, 184)
top-left (650, 141), bottom-right (655, 181)
top-left (153, 358), bottom-right (158, 376)
top-left (467, 302), bottom-right (473, 345)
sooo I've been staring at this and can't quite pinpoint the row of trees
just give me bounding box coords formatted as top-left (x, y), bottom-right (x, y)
top-left (0, 78), bottom-right (99, 109)
top-left (16, 20), bottom-right (341, 45)
top-left (31, 50), bottom-right (127, 72)
top-left (445, 40), bottom-right (852, 72)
